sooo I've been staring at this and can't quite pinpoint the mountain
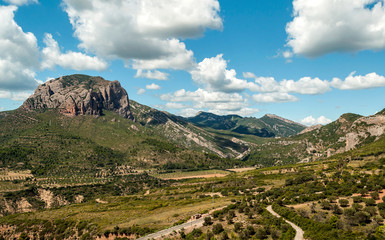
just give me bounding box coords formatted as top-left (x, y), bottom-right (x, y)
top-left (244, 110), bottom-right (385, 166)
top-left (187, 112), bottom-right (306, 138)
top-left (0, 75), bottom-right (253, 178)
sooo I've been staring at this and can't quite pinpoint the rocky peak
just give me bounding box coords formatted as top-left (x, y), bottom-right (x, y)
top-left (22, 74), bottom-right (133, 119)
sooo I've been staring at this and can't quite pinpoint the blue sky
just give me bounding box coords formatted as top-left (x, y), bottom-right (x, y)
top-left (1, 0), bottom-right (385, 125)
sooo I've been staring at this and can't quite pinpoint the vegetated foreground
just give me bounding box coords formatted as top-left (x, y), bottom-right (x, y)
top-left (2, 154), bottom-right (385, 239)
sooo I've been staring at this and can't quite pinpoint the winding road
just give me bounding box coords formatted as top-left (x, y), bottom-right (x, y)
top-left (138, 205), bottom-right (304, 240)
top-left (137, 216), bottom-right (207, 240)
top-left (266, 205), bottom-right (304, 240)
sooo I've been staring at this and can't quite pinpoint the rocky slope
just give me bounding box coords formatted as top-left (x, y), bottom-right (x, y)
top-left (22, 74), bottom-right (133, 119)
top-left (245, 111), bottom-right (385, 166)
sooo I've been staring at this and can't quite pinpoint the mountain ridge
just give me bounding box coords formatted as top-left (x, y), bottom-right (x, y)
top-left (187, 111), bottom-right (306, 138)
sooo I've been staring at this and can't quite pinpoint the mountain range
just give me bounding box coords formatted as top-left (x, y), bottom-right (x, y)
top-left (1, 74), bottom-right (385, 173)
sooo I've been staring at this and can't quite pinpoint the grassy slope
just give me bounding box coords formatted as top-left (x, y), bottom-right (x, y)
top-left (0, 109), bottom-right (243, 177)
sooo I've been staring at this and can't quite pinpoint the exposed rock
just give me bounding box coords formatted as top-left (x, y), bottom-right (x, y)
top-left (38, 189), bottom-right (55, 208)
top-left (75, 195), bottom-right (84, 203)
top-left (22, 74), bottom-right (133, 119)
top-left (17, 198), bottom-right (33, 213)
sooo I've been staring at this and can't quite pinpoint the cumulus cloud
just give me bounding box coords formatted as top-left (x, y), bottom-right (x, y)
top-left (41, 33), bottom-right (108, 71)
top-left (191, 54), bottom-right (251, 93)
top-left (245, 73), bottom-right (331, 95)
top-left (286, 0), bottom-right (385, 57)
top-left (0, 90), bottom-right (32, 101)
top-left (301, 115), bottom-right (332, 126)
top-left (252, 92), bottom-right (298, 103)
top-left (331, 72), bottom-right (385, 90)
top-left (146, 83), bottom-right (161, 90)
top-left (3, 0), bottom-right (38, 6)
top-left (0, 5), bottom-right (40, 91)
top-left (281, 77), bottom-right (331, 95)
top-left (135, 69), bottom-right (169, 80)
top-left (160, 88), bottom-right (257, 116)
top-left (63, 0), bottom-right (222, 71)
top-left (137, 88), bottom-right (146, 95)
top-left (163, 102), bottom-right (186, 109)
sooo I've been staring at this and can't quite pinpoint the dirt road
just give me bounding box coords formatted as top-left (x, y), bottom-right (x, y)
top-left (266, 205), bottom-right (304, 240)
top-left (136, 217), bottom-right (206, 240)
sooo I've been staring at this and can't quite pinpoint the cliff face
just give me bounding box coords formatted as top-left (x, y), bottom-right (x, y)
top-left (22, 74), bottom-right (133, 119)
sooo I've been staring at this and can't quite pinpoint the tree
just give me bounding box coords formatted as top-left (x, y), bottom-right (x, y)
top-left (203, 216), bottom-right (213, 226)
top-left (220, 231), bottom-right (229, 240)
top-left (371, 192), bottom-right (380, 200)
top-left (234, 222), bottom-right (242, 232)
top-left (213, 223), bottom-right (224, 235)
top-left (365, 198), bottom-right (376, 206)
top-left (354, 211), bottom-right (371, 225)
top-left (339, 199), bottom-right (349, 207)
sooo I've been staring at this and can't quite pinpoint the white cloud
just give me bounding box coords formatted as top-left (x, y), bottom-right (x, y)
top-left (135, 69), bottom-right (169, 80)
top-left (331, 72), bottom-right (385, 90)
top-left (161, 88), bottom-right (244, 103)
top-left (0, 90), bottom-right (32, 101)
top-left (41, 33), bottom-right (108, 71)
top-left (3, 0), bottom-right (38, 6)
top-left (160, 88), bottom-right (257, 116)
top-left (137, 88), bottom-right (146, 95)
top-left (287, 0), bottom-right (385, 57)
top-left (146, 83), bottom-right (161, 90)
top-left (63, 0), bottom-right (222, 71)
top-left (301, 115), bottom-right (332, 126)
top-left (191, 54), bottom-right (250, 93)
top-left (281, 77), bottom-right (331, 95)
top-left (180, 108), bottom-right (200, 117)
top-left (0, 5), bottom-right (40, 91)
top-left (252, 92), bottom-right (298, 103)
top-left (246, 73), bottom-right (331, 95)
top-left (163, 102), bottom-right (186, 109)
top-left (208, 108), bottom-right (259, 117)
top-left (248, 76), bottom-right (281, 93)
top-left (283, 50), bottom-right (293, 59)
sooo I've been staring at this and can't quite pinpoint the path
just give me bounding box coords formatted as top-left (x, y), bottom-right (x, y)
top-left (136, 217), bottom-right (206, 240)
top-left (266, 205), bottom-right (304, 240)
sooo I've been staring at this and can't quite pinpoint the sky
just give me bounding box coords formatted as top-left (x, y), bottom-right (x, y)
top-left (1, 0), bottom-right (385, 126)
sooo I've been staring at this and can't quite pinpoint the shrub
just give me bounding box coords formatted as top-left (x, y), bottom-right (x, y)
top-left (203, 216), bottom-right (212, 226)
top-left (339, 199), bottom-right (349, 207)
top-left (212, 223), bottom-right (224, 235)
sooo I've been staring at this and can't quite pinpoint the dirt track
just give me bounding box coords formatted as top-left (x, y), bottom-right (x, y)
top-left (266, 205), bottom-right (304, 240)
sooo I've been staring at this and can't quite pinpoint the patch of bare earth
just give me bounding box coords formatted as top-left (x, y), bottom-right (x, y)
top-left (162, 173), bottom-right (227, 180)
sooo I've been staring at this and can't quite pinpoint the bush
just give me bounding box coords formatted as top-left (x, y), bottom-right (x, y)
top-left (234, 222), bottom-right (242, 232)
top-left (353, 196), bottom-right (363, 203)
top-left (339, 199), bottom-right (349, 207)
top-left (212, 223), bottom-right (224, 235)
top-left (371, 192), bottom-right (380, 200)
top-left (203, 216), bottom-right (212, 226)
top-left (364, 198), bottom-right (376, 206)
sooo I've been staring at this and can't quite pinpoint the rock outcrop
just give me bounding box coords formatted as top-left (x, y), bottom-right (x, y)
top-left (22, 74), bottom-right (133, 119)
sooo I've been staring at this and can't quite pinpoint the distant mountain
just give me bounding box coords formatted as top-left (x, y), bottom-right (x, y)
top-left (187, 112), bottom-right (306, 138)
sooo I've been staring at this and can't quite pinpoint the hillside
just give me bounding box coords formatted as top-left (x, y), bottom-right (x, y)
top-left (187, 112), bottom-right (306, 138)
top-left (244, 111), bottom-right (385, 167)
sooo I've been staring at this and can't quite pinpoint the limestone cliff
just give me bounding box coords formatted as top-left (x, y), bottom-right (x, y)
top-left (22, 74), bottom-right (133, 119)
